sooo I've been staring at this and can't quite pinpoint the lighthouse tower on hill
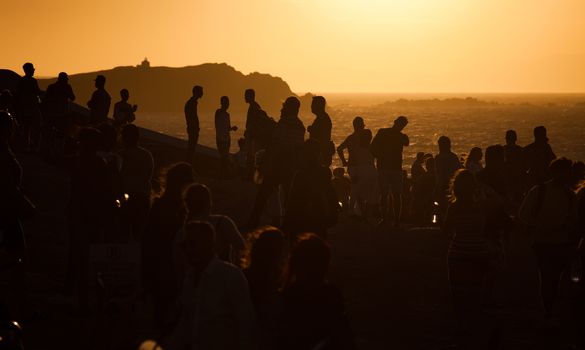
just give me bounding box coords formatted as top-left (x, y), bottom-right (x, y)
top-left (138, 57), bottom-right (150, 69)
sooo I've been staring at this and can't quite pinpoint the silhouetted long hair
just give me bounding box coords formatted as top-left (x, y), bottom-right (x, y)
top-left (242, 226), bottom-right (286, 285)
top-left (449, 169), bottom-right (476, 204)
top-left (284, 233), bottom-right (331, 288)
top-left (155, 162), bottom-right (194, 200)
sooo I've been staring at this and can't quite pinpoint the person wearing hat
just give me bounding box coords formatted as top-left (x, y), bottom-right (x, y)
top-left (371, 115), bottom-right (410, 228)
top-left (87, 74), bottom-right (111, 125)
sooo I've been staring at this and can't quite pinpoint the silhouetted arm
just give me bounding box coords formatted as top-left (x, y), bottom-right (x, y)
top-left (402, 133), bottom-right (410, 146)
top-left (67, 86), bottom-right (75, 102)
top-left (337, 136), bottom-right (350, 167)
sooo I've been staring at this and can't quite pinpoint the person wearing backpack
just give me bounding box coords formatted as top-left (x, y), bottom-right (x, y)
top-left (519, 157), bottom-right (578, 320)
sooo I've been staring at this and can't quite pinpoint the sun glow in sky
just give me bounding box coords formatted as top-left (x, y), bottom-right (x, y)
top-left (3, 0), bottom-right (585, 92)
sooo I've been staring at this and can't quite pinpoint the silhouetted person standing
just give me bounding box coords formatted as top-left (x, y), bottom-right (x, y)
top-left (523, 126), bottom-right (556, 190)
top-left (243, 89), bottom-right (276, 176)
top-left (337, 116), bottom-right (366, 169)
top-left (15, 62), bottom-right (42, 151)
top-left (519, 158), bottom-right (577, 320)
top-left (65, 127), bottom-right (114, 310)
top-left (113, 88), bottom-right (137, 128)
top-left (275, 234), bottom-right (355, 350)
top-left (308, 96), bottom-right (334, 166)
top-left (435, 136), bottom-right (461, 220)
top-left (184, 85), bottom-right (203, 162)
top-left (168, 221), bottom-right (256, 350)
top-left (119, 124), bottom-right (154, 240)
top-left (371, 116), bottom-right (409, 227)
top-left (43, 72), bottom-right (75, 137)
top-left (215, 96), bottom-right (237, 175)
top-left (443, 169), bottom-right (490, 348)
top-left (144, 162), bottom-right (194, 331)
top-left (87, 75), bottom-right (111, 125)
top-left (284, 139), bottom-right (339, 240)
top-left (247, 97), bottom-right (305, 228)
top-left (504, 130), bottom-right (525, 205)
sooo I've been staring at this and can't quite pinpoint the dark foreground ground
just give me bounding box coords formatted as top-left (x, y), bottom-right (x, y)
top-left (1, 138), bottom-right (582, 349)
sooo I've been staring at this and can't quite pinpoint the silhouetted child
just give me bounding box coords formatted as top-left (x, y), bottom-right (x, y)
top-left (113, 88), bottom-right (137, 127)
top-left (332, 167), bottom-right (351, 213)
top-left (411, 152), bottom-right (426, 183)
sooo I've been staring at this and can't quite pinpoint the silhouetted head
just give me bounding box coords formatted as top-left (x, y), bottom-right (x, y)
top-left (311, 96), bottom-right (326, 115)
top-left (0, 111), bottom-right (15, 144)
top-left (220, 96), bottom-right (229, 109)
top-left (333, 167), bottom-right (345, 178)
top-left (437, 136), bottom-right (451, 153)
top-left (57, 72), bottom-right (68, 83)
top-left (286, 233), bottom-right (331, 287)
top-left (183, 183), bottom-right (212, 216)
top-left (533, 126), bottom-right (548, 143)
top-left (416, 152), bottom-right (426, 162)
top-left (22, 62), bottom-right (35, 77)
top-left (242, 226), bottom-right (286, 276)
top-left (97, 123), bottom-right (117, 152)
top-left (281, 96), bottom-right (300, 118)
top-left (182, 221), bottom-right (216, 267)
top-left (121, 124), bottom-right (140, 147)
top-left (163, 162), bottom-right (194, 197)
top-left (393, 116), bottom-right (408, 131)
top-left (425, 156), bottom-right (435, 172)
top-left (244, 89), bottom-right (255, 103)
top-left (94, 75), bottom-right (106, 89)
top-left (484, 144), bottom-right (505, 169)
top-left (192, 85), bottom-right (203, 99)
top-left (360, 128), bottom-right (373, 147)
top-left (352, 116), bottom-right (365, 132)
top-left (78, 127), bottom-right (102, 155)
top-left (467, 147), bottom-right (483, 162)
top-left (505, 130), bottom-right (517, 145)
top-left (301, 139), bottom-right (322, 167)
top-left (451, 169), bottom-right (476, 203)
top-left (549, 157), bottom-right (573, 185)
top-left (120, 89), bottom-right (130, 101)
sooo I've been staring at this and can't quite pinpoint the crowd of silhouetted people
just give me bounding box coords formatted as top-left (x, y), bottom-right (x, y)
top-left (1, 61), bottom-right (585, 349)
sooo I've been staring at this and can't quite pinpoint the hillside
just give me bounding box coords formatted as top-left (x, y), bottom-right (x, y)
top-left (36, 63), bottom-right (295, 116)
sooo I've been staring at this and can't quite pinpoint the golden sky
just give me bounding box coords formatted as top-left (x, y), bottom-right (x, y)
top-left (3, 0), bottom-right (585, 93)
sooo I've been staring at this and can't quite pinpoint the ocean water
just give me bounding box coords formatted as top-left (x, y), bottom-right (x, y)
top-left (135, 93), bottom-right (585, 168)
